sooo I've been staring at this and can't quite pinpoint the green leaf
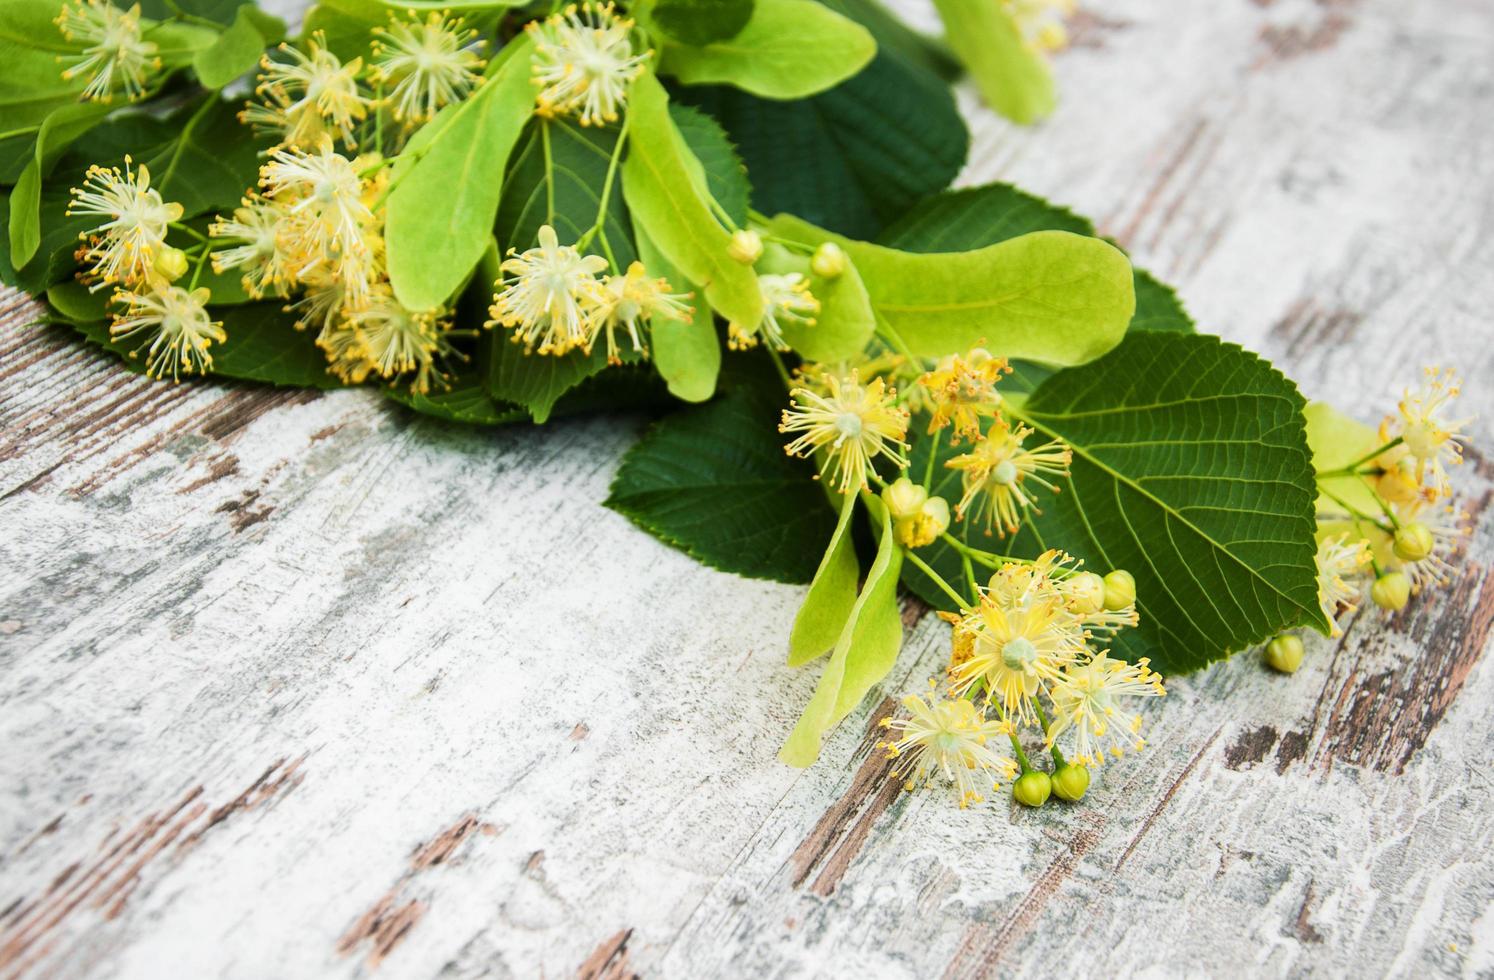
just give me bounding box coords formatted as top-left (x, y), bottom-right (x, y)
top-left (770, 212), bottom-right (1134, 366)
top-left (139, 96), bottom-right (269, 218)
top-left (194, 5), bottom-right (274, 89)
top-left (677, 43), bottom-right (967, 238)
top-left (385, 376), bottom-right (527, 425)
top-left (386, 36), bottom-right (534, 312)
top-left (208, 304), bottom-right (342, 388)
top-left (659, 0), bottom-right (875, 99)
top-left (929, 0), bottom-right (1054, 124)
top-left (605, 384), bottom-right (837, 583)
top-left (878, 182), bottom-right (1093, 248)
top-left (907, 332), bottom-right (1325, 674)
top-left (787, 489), bottom-right (860, 666)
top-left (648, 0), bottom-right (754, 46)
top-left (486, 331), bottom-right (616, 424)
top-left (635, 220), bottom-right (719, 402)
top-left (820, 0), bottom-right (959, 81)
top-left (1130, 269), bottom-right (1196, 333)
top-left (778, 254), bottom-right (874, 363)
top-left (779, 498), bottom-right (902, 767)
top-left (668, 104), bottom-right (750, 227)
top-left (621, 71), bottom-right (762, 329)
top-left (0, 0), bottom-right (89, 132)
top-left (144, 20), bottom-right (220, 66)
top-left (8, 101), bottom-right (114, 267)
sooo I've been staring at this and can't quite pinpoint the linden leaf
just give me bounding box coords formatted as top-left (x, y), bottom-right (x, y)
top-left (905, 332), bottom-right (1326, 675)
top-left (779, 497), bottom-right (903, 767)
top-left (647, 0), bottom-right (755, 47)
top-left (659, 0), bottom-right (875, 100)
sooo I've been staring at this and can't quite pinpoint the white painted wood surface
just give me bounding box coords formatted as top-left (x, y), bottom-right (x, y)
top-left (4, 0), bottom-right (1494, 976)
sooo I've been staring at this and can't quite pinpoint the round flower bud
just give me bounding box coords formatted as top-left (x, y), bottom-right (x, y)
top-left (1371, 571), bottom-right (1411, 611)
top-left (1066, 572), bottom-right (1106, 615)
top-left (1012, 770), bottom-right (1052, 808)
top-left (1102, 569), bottom-right (1136, 611)
top-left (1051, 763), bottom-right (1090, 802)
top-left (154, 246), bottom-right (189, 282)
top-left (881, 477), bottom-right (927, 520)
top-left (810, 242), bottom-right (847, 279)
top-left (1264, 634), bottom-right (1305, 674)
top-left (727, 229), bottom-right (763, 265)
top-left (1392, 523), bottom-right (1434, 562)
top-left (894, 496), bottom-right (952, 549)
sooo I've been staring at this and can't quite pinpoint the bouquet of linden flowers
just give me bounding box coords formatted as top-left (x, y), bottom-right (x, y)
top-left (0, 0), bottom-right (1472, 811)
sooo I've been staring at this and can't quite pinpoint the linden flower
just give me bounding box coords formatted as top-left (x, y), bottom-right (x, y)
top-left (56, 0), bottom-right (159, 103)
top-left (1383, 367), bottom-right (1471, 500)
top-left (919, 349), bottom-right (1011, 443)
top-left (1033, 550), bottom-right (1140, 635)
top-left (247, 34), bottom-right (369, 149)
top-left (780, 373), bottom-right (910, 493)
top-left (371, 12), bottom-right (485, 124)
top-left (486, 225), bottom-right (608, 354)
top-left (110, 283), bottom-right (225, 381)
top-left (950, 584), bottom-right (1088, 726)
top-left (1003, 0), bottom-right (1076, 54)
top-left (729, 273), bottom-right (820, 351)
top-left (947, 420), bottom-right (1072, 537)
top-left (879, 692), bottom-right (1019, 808)
top-left (68, 157), bottom-right (183, 289)
top-left (1393, 504), bottom-right (1469, 594)
top-left (289, 275), bottom-right (349, 338)
top-left (259, 142), bottom-right (373, 279)
top-left (527, 3), bottom-right (650, 126)
top-left (591, 262), bottom-right (694, 363)
top-left (349, 291), bottom-right (455, 394)
top-left (1047, 651), bottom-right (1166, 768)
top-left (210, 196), bottom-right (295, 299)
top-left (1314, 532), bottom-right (1370, 635)
top-left (316, 319), bottom-right (375, 386)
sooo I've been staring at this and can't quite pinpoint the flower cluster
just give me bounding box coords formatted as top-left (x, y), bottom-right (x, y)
top-left (1268, 367), bottom-right (1474, 671)
top-left (56, 0), bottom-right (160, 103)
top-left (882, 550), bottom-right (1162, 807)
top-left (528, 3), bottom-right (650, 126)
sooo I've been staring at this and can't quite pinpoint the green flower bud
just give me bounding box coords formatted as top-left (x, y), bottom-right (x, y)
top-left (810, 242), bottom-right (846, 279)
top-left (1371, 571), bottom-right (1411, 611)
top-left (154, 246), bottom-right (189, 282)
top-left (1051, 763), bottom-right (1090, 802)
top-left (1264, 634), bottom-right (1305, 674)
top-left (1392, 523), bottom-right (1434, 562)
top-left (727, 229), bottom-right (763, 265)
top-left (894, 496), bottom-right (951, 549)
top-left (881, 476), bottom-right (927, 520)
top-left (1012, 770), bottom-right (1052, 807)
top-left (1102, 569), bottom-right (1136, 611)
top-left (1066, 572), bottom-right (1106, 615)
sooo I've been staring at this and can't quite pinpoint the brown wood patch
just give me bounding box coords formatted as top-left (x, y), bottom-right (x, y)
top-left (576, 928), bottom-right (638, 980)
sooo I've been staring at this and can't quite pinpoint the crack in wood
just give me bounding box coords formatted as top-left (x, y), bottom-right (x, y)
top-left (576, 928), bottom-right (638, 980)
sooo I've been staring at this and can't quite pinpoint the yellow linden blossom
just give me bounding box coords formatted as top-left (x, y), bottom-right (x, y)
top-left (209, 195), bottom-right (295, 299)
top-left (371, 12), bottom-right (486, 124)
top-left (56, 0), bottom-right (159, 103)
top-left (947, 419), bottom-right (1072, 537)
top-left (728, 273), bottom-right (820, 351)
top-left (591, 262), bottom-right (694, 363)
top-left (919, 349), bottom-right (1011, 443)
top-left (245, 33), bottom-right (369, 150)
top-left (487, 225), bottom-right (608, 354)
top-left (780, 372), bottom-right (909, 493)
top-left (1046, 651), bottom-right (1166, 768)
top-left (67, 157), bottom-right (183, 289)
top-left (1382, 367), bottom-right (1471, 500)
top-left (1314, 532), bottom-right (1370, 635)
top-left (259, 142), bottom-right (374, 293)
top-left (110, 283), bottom-right (224, 381)
top-left (289, 273), bottom-right (349, 338)
top-left (1393, 503), bottom-right (1469, 594)
top-left (528, 3), bottom-right (650, 126)
top-left (1003, 0), bottom-right (1076, 54)
top-left (1027, 549), bottom-right (1139, 635)
top-left (879, 691), bottom-right (1019, 808)
top-left (950, 591), bottom-right (1087, 726)
top-left (349, 291), bottom-right (457, 394)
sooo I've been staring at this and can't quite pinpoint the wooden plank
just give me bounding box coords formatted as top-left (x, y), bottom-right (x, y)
top-left (2, 0), bottom-right (1493, 975)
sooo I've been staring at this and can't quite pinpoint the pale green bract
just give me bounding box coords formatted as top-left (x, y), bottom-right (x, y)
top-left (929, 0), bottom-right (1055, 124)
top-left (659, 0), bottom-right (876, 99)
top-left (787, 490), bottom-right (861, 667)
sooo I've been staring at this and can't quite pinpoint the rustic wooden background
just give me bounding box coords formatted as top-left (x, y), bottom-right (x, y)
top-left (3, 0), bottom-right (1493, 976)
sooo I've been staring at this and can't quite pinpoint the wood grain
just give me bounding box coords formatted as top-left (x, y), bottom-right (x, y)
top-left (3, 0), bottom-right (1494, 976)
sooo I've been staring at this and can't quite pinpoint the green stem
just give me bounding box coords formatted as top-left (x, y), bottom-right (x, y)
top-left (1033, 701), bottom-right (1066, 767)
top-left (961, 552), bottom-right (978, 597)
top-left (187, 246), bottom-right (210, 290)
top-left (541, 119), bottom-right (556, 225)
top-left (904, 549), bottom-right (970, 609)
top-left (159, 94), bottom-right (218, 192)
top-left (1317, 436), bottom-right (1403, 477)
top-left (1317, 484), bottom-right (1392, 533)
top-left (939, 532), bottom-right (1025, 568)
top-left (922, 426), bottom-right (941, 491)
top-left (577, 114), bottom-right (630, 251)
top-left (169, 222), bottom-right (210, 245)
top-left (765, 346), bottom-right (793, 390)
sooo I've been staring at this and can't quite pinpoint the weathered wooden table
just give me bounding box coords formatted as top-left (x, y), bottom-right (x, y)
top-left (3, 0), bottom-right (1493, 976)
